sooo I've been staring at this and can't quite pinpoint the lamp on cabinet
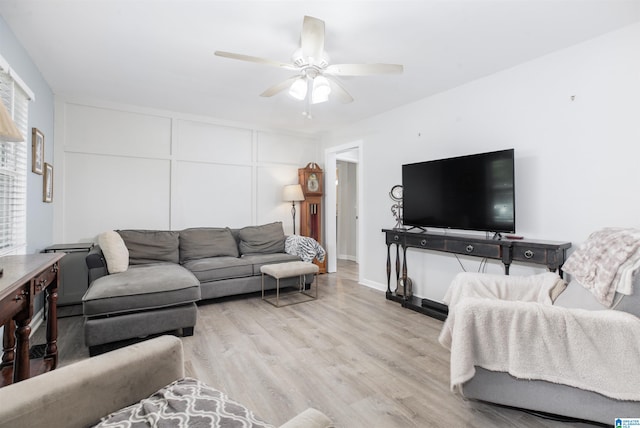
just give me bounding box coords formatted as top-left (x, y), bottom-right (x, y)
top-left (283, 184), bottom-right (305, 234)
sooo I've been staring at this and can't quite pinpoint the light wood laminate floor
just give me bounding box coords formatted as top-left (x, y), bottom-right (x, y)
top-left (39, 260), bottom-right (596, 427)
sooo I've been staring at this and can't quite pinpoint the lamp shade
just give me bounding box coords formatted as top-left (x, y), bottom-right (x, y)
top-left (289, 78), bottom-right (308, 101)
top-left (283, 184), bottom-right (305, 202)
top-left (0, 101), bottom-right (22, 142)
top-left (311, 76), bottom-right (331, 104)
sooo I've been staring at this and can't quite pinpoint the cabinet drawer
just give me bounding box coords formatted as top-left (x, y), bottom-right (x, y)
top-left (386, 233), bottom-right (403, 245)
top-left (0, 284), bottom-right (29, 323)
top-left (404, 235), bottom-right (445, 250)
top-left (512, 246), bottom-right (551, 265)
top-left (33, 264), bottom-right (57, 294)
top-left (446, 240), bottom-right (502, 258)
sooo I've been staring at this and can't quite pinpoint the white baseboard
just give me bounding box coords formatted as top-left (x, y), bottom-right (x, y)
top-left (337, 254), bottom-right (358, 262)
top-left (359, 279), bottom-right (386, 293)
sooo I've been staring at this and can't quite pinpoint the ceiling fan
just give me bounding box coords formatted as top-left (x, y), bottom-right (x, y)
top-left (215, 15), bottom-right (403, 117)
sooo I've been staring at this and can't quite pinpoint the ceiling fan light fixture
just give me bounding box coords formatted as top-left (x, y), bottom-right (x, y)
top-left (311, 75), bottom-right (331, 104)
top-left (215, 15), bottom-right (402, 112)
top-left (289, 78), bottom-right (307, 100)
top-left (291, 48), bottom-right (330, 68)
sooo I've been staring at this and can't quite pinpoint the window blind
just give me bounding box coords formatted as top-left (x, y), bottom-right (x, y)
top-left (0, 68), bottom-right (28, 255)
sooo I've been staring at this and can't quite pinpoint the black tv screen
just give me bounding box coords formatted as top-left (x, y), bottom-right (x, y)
top-left (402, 149), bottom-right (515, 233)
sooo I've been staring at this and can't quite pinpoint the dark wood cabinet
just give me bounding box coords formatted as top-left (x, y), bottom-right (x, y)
top-left (1, 253), bottom-right (64, 387)
top-left (299, 163), bottom-right (327, 273)
top-left (383, 229), bottom-right (571, 320)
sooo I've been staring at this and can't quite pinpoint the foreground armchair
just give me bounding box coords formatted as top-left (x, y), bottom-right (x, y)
top-left (439, 228), bottom-right (640, 425)
top-left (0, 336), bottom-right (333, 428)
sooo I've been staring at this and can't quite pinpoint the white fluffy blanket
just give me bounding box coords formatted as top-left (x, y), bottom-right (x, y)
top-left (438, 272), bottom-right (566, 349)
top-left (445, 298), bottom-right (640, 400)
top-left (562, 227), bottom-right (640, 306)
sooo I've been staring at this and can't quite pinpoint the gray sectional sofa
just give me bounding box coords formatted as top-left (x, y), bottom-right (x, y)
top-left (84, 222), bottom-right (309, 355)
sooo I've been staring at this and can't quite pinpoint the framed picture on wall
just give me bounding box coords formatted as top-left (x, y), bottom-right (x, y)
top-left (32, 128), bottom-right (44, 175)
top-left (43, 162), bottom-right (53, 203)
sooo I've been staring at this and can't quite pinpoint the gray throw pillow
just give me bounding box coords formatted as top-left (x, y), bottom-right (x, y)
top-left (179, 227), bottom-right (239, 262)
top-left (117, 230), bottom-right (180, 265)
top-left (238, 221), bottom-right (285, 255)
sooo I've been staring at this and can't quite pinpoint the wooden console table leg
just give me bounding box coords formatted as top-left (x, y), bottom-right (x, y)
top-left (13, 317), bottom-right (31, 383)
top-left (1, 321), bottom-right (15, 369)
top-left (401, 246), bottom-right (408, 303)
top-left (395, 244), bottom-right (400, 292)
top-left (386, 243), bottom-right (392, 294)
top-left (44, 284), bottom-right (59, 370)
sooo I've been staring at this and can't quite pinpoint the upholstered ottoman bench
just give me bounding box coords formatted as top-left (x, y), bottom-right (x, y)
top-left (260, 261), bottom-right (319, 307)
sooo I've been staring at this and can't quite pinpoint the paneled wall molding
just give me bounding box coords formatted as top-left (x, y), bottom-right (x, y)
top-left (54, 97), bottom-right (321, 243)
top-left (57, 96), bottom-right (317, 140)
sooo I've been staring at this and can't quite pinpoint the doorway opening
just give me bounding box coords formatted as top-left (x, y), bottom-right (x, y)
top-left (325, 142), bottom-right (363, 282)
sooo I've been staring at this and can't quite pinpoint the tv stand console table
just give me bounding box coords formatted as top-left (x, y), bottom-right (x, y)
top-left (382, 229), bottom-right (571, 320)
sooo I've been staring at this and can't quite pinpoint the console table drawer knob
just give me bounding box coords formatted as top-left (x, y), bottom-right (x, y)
top-left (420, 239), bottom-right (427, 246)
top-left (524, 250), bottom-right (534, 259)
top-left (393, 235), bottom-right (400, 241)
top-left (466, 245), bottom-right (474, 253)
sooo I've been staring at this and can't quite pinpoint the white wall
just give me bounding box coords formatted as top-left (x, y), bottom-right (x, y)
top-left (54, 99), bottom-right (321, 243)
top-left (0, 16), bottom-right (55, 254)
top-left (322, 23), bottom-right (640, 303)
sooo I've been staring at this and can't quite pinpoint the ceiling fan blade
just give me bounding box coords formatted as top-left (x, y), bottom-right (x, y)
top-left (260, 76), bottom-right (300, 97)
top-left (325, 76), bottom-right (354, 104)
top-left (301, 16), bottom-right (325, 62)
top-left (325, 63), bottom-right (404, 76)
top-left (214, 51), bottom-right (297, 70)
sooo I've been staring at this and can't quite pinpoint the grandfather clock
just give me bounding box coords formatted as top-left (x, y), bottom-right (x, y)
top-left (298, 162), bottom-right (327, 273)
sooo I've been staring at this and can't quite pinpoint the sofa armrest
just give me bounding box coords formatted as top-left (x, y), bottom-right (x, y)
top-left (86, 244), bottom-right (108, 283)
top-left (0, 335), bottom-right (184, 428)
top-left (279, 408), bottom-right (334, 428)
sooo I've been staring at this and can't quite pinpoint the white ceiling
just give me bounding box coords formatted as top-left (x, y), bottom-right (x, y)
top-left (1, 1), bottom-right (639, 135)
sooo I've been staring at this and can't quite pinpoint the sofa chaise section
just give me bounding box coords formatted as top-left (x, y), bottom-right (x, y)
top-left (83, 262), bottom-right (200, 355)
top-left (83, 230), bottom-right (201, 355)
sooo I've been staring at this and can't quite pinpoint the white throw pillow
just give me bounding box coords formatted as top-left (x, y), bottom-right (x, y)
top-left (98, 231), bottom-right (129, 274)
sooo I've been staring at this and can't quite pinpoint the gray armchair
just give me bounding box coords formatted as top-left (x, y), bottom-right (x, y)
top-left (0, 336), bottom-right (333, 428)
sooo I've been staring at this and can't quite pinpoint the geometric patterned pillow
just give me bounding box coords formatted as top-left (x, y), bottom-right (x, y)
top-left (92, 377), bottom-right (275, 428)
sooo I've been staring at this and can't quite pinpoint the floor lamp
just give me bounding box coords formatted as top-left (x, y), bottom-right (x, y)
top-left (283, 184), bottom-right (305, 235)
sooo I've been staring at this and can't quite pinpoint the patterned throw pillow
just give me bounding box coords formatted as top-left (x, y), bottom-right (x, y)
top-left (93, 377), bottom-right (274, 428)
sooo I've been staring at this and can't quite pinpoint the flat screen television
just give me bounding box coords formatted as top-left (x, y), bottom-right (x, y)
top-left (402, 149), bottom-right (515, 233)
